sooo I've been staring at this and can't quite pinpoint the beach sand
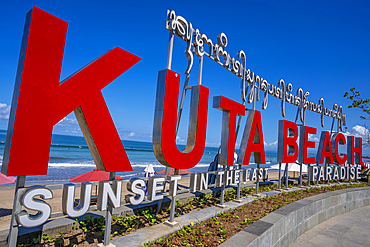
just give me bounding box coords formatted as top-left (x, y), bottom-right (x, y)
top-left (0, 171), bottom-right (304, 232)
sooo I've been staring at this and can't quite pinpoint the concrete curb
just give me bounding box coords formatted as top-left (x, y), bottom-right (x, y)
top-left (220, 185), bottom-right (370, 247)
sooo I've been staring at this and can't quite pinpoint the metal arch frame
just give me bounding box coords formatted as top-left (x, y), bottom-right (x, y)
top-left (166, 9), bottom-right (347, 129)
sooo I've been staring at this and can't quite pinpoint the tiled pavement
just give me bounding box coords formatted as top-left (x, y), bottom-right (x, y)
top-left (290, 205), bottom-right (370, 247)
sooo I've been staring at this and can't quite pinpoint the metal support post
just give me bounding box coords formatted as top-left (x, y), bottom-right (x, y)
top-left (308, 164), bottom-right (311, 187)
top-left (254, 164), bottom-right (260, 195)
top-left (198, 55), bottom-right (203, 85)
top-left (176, 74), bottom-right (190, 132)
top-left (316, 164), bottom-right (319, 185)
top-left (216, 167), bottom-right (226, 208)
top-left (103, 172), bottom-right (115, 246)
top-left (166, 32), bottom-right (174, 70)
top-left (285, 163), bottom-right (289, 189)
top-left (169, 196), bottom-right (176, 223)
top-left (8, 176), bottom-right (26, 247)
top-left (236, 177), bottom-right (241, 200)
top-left (252, 85), bottom-right (256, 110)
top-left (164, 171), bottom-right (180, 227)
top-left (216, 184), bottom-right (226, 208)
top-left (233, 167), bottom-right (242, 203)
top-left (325, 164), bottom-right (329, 185)
top-left (220, 182), bottom-right (225, 206)
top-left (156, 167), bottom-right (169, 214)
top-left (336, 165), bottom-right (340, 184)
top-left (278, 163), bottom-right (281, 190)
top-left (348, 164), bottom-right (352, 184)
top-left (299, 163), bottom-right (303, 187)
top-left (164, 194), bottom-right (179, 227)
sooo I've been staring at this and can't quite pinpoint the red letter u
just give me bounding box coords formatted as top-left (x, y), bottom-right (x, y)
top-left (153, 69), bottom-right (209, 169)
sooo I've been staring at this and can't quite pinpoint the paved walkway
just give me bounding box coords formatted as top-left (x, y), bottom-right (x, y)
top-left (290, 205), bottom-right (370, 247)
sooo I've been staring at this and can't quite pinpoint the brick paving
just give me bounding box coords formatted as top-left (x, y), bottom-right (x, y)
top-left (290, 205), bottom-right (370, 247)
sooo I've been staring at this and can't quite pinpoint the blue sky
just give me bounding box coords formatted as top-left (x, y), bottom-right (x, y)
top-left (0, 1), bottom-right (370, 155)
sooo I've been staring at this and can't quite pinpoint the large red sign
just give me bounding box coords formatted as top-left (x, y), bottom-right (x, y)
top-left (1, 7), bottom-right (365, 178)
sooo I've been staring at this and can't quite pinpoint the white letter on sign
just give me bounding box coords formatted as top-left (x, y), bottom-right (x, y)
top-left (148, 177), bottom-right (164, 201)
top-left (126, 178), bottom-right (146, 205)
top-left (62, 183), bottom-right (92, 217)
top-left (97, 181), bottom-right (122, 210)
top-left (169, 175), bottom-right (182, 197)
top-left (311, 166), bottom-right (318, 181)
top-left (16, 186), bottom-right (53, 227)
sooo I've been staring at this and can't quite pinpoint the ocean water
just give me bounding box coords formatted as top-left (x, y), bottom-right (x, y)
top-left (0, 130), bottom-right (278, 184)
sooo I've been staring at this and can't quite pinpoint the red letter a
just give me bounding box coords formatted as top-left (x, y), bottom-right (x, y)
top-left (317, 131), bottom-right (334, 164)
top-left (237, 110), bottom-right (266, 165)
top-left (2, 7), bottom-right (140, 176)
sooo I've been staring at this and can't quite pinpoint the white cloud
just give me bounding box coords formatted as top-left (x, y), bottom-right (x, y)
top-left (348, 125), bottom-right (370, 149)
top-left (206, 141), bottom-right (221, 147)
top-left (176, 135), bottom-right (185, 143)
top-left (57, 116), bottom-right (78, 126)
top-left (308, 133), bottom-right (320, 143)
top-left (57, 127), bottom-right (82, 136)
top-left (0, 103), bottom-right (11, 120)
top-left (117, 129), bottom-right (151, 142)
top-left (264, 140), bottom-right (278, 149)
top-left (62, 129), bottom-right (80, 134)
top-left (350, 125), bottom-right (370, 138)
top-left (121, 131), bottom-right (136, 139)
top-left (343, 131), bottom-right (352, 137)
top-left (128, 132), bottom-right (135, 137)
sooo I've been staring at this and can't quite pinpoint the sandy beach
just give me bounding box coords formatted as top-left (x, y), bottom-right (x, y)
top-left (0, 171), bottom-right (304, 232)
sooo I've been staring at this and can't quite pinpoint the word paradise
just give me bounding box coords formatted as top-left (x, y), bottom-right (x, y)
top-left (310, 166), bottom-right (361, 182)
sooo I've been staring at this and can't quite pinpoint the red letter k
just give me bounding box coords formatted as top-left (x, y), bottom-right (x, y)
top-left (2, 7), bottom-right (140, 176)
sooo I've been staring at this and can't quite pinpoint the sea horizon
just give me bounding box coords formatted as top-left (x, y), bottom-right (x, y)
top-left (0, 129), bottom-right (280, 184)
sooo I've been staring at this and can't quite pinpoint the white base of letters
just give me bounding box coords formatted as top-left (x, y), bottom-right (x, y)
top-left (164, 220), bottom-right (179, 227)
top-left (97, 243), bottom-right (116, 247)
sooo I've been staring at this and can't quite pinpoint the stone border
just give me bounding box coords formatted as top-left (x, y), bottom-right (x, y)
top-left (220, 185), bottom-right (370, 247)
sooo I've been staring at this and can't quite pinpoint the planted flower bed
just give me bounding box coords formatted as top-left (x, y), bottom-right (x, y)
top-left (16, 182), bottom-right (369, 246)
top-left (143, 183), bottom-right (369, 247)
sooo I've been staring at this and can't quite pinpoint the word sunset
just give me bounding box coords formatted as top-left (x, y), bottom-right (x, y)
top-left (16, 168), bottom-right (266, 227)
